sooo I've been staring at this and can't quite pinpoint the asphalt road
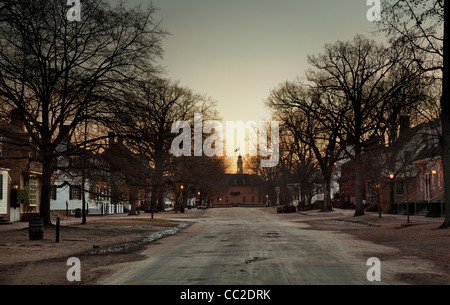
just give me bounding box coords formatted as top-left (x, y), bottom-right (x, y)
top-left (99, 208), bottom-right (407, 285)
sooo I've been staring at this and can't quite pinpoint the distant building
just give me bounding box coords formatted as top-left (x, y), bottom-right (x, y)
top-left (213, 155), bottom-right (266, 207)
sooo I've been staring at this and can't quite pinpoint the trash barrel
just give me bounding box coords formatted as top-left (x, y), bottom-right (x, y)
top-left (28, 217), bottom-right (44, 240)
top-left (75, 208), bottom-right (81, 218)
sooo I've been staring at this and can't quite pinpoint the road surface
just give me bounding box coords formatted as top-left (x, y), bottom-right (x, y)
top-left (99, 208), bottom-right (409, 285)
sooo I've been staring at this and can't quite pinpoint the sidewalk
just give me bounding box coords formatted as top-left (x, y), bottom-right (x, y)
top-left (0, 213), bottom-right (131, 232)
top-left (298, 207), bottom-right (445, 223)
top-left (0, 208), bottom-right (205, 232)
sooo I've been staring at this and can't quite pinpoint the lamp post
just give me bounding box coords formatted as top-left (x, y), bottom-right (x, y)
top-left (180, 185), bottom-right (185, 213)
top-left (389, 171), bottom-right (395, 213)
top-left (375, 183), bottom-right (381, 218)
top-left (275, 187), bottom-right (280, 206)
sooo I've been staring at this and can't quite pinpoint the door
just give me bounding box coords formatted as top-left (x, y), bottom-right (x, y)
top-left (424, 173), bottom-right (431, 201)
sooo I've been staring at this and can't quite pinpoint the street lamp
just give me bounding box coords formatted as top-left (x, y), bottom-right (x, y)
top-left (180, 185), bottom-right (185, 213)
top-left (12, 182), bottom-right (19, 189)
top-left (389, 171), bottom-right (395, 213)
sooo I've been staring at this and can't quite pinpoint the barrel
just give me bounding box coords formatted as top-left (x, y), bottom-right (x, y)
top-left (28, 217), bottom-right (44, 240)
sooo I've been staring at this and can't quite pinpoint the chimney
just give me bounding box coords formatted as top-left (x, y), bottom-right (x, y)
top-left (10, 109), bottom-right (25, 131)
top-left (108, 132), bottom-right (115, 147)
top-left (399, 116), bottom-right (410, 136)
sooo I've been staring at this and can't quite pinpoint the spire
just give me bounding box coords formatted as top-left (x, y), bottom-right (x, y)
top-left (237, 154), bottom-right (243, 174)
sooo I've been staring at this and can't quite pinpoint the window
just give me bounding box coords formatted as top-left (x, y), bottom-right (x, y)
top-left (70, 185), bottom-right (82, 200)
top-left (0, 174), bottom-right (3, 200)
top-left (252, 196), bottom-right (254, 203)
top-left (424, 173), bottom-right (431, 200)
top-left (395, 182), bottom-right (404, 196)
top-left (50, 186), bottom-right (57, 200)
top-left (69, 156), bottom-right (82, 169)
top-left (243, 196), bottom-right (246, 202)
top-left (29, 176), bottom-right (37, 206)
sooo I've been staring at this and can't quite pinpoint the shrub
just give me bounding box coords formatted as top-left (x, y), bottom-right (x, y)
top-left (10, 189), bottom-right (29, 208)
top-left (426, 202), bottom-right (443, 218)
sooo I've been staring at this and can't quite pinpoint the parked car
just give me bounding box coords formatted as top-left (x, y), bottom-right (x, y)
top-left (277, 204), bottom-right (297, 214)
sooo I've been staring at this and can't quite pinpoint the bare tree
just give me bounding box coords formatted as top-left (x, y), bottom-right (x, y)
top-left (0, 0), bottom-right (165, 224)
top-left (170, 155), bottom-right (228, 211)
top-left (266, 80), bottom-right (344, 212)
top-left (103, 78), bottom-right (219, 212)
top-left (306, 35), bottom-right (421, 216)
top-left (378, 0), bottom-right (450, 228)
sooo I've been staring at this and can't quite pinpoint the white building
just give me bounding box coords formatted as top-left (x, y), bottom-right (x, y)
top-left (0, 168), bottom-right (20, 222)
top-left (50, 179), bottom-right (124, 216)
top-left (49, 140), bottom-right (124, 216)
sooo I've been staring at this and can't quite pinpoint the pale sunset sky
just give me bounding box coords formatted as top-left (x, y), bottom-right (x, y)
top-left (127, 0), bottom-right (382, 124)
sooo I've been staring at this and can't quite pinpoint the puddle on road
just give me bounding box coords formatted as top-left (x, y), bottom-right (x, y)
top-left (90, 222), bottom-right (191, 255)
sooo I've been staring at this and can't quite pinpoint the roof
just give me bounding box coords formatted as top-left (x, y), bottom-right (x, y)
top-left (101, 140), bottom-right (152, 184)
top-left (226, 173), bottom-right (264, 187)
top-left (413, 144), bottom-right (441, 163)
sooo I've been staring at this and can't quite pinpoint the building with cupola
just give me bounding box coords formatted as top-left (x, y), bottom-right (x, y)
top-left (213, 155), bottom-right (266, 207)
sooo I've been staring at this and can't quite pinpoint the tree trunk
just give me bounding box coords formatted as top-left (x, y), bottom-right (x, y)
top-left (354, 145), bottom-right (365, 216)
top-left (321, 175), bottom-right (332, 212)
top-left (157, 190), bottom-right (164, 211)
top-left (151, 168), bottom-right (164, 212)
top-left (150, 185), bottom-right (158, 211)
top-left (128, 185), bottom-right (138, 215)
top-left (39, 158), bottom-right (53, 225)
top-left (440, 2), bottom-right (450, 229)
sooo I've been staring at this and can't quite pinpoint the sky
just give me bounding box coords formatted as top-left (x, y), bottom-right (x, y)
top-left (126, 0), bottom-right (382, 124)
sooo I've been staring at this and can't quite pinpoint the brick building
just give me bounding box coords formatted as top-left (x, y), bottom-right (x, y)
top-left (213, 155), bottom-right (266, 207)
top-left (0, 109), bottom-right (42, 222)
